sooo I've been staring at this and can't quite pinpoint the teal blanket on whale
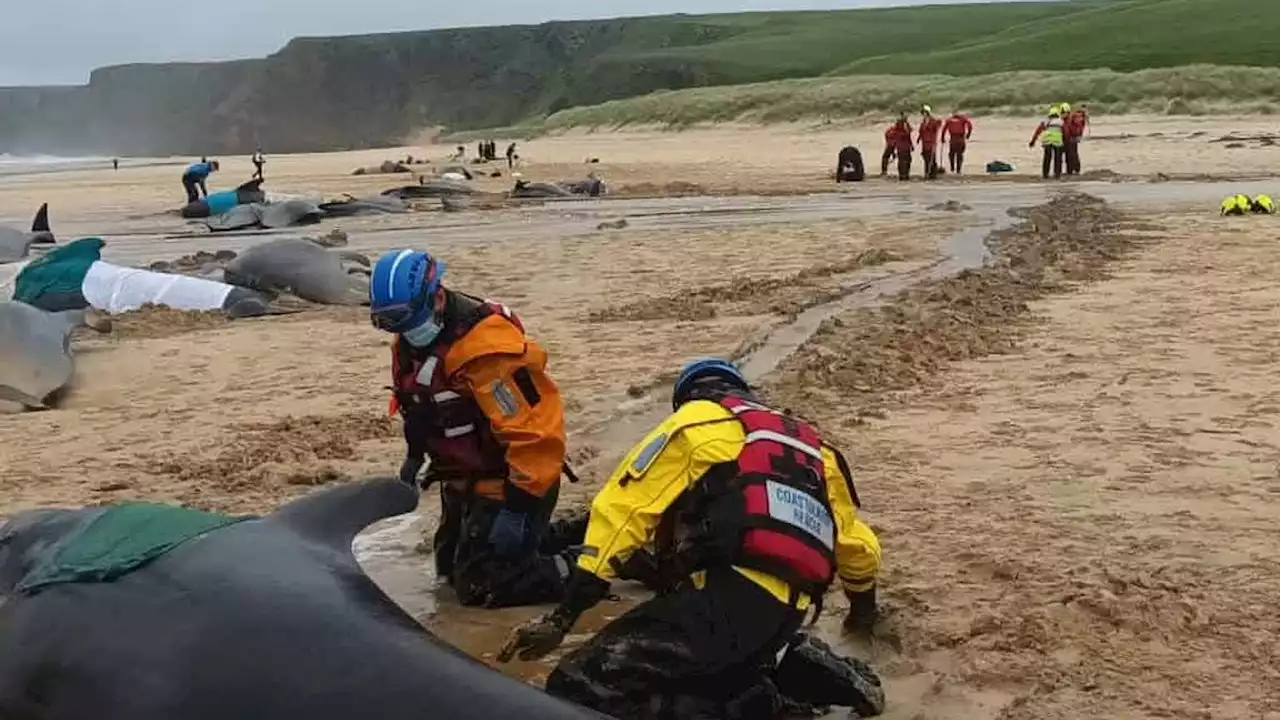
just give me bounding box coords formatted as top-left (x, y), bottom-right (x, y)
top-left (11, 237), bottom-right (103, 309)
top-left (17, 502), bottom-right (249, 594)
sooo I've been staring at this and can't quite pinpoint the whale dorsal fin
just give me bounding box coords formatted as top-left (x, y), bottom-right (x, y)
top-left (270, 478), bottom-right (418, 549)
top-left (30, 204), bottom-right (49, 234)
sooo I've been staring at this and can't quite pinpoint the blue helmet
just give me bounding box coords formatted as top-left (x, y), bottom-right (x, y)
top-left (672, 357), bottom-right (748, 409)
top-left (369, 249), bottom-right (447, 333)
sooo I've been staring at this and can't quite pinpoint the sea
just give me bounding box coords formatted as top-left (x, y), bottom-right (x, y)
top-left (0, 154), bottom-right (182, 177)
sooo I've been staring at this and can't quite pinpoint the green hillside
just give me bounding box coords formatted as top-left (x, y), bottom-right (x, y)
top-left (837, 0), bottom-right (1276, 75)
top-left (576, 2), bottom-right (1103, 89)
top-left (1, 0), bottom-right (1277, 155)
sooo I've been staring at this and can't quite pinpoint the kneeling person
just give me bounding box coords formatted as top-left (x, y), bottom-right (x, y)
top-left (501, 358), bottom-right (882, 719)
top-left (371, 249), bottom-right (580, 609)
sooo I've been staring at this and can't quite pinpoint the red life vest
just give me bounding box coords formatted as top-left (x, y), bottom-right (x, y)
top-left (919, 117), bottom-right (943, 148)
top-left (889, 121), bottom-right (914, 151)
top-left (711, 395), bottom-right (837, 599)
top-left (390, 294), bottom-right (523, 483)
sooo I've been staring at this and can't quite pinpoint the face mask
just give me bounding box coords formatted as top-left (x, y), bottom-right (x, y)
top-left (401, 316), bottom-right (443, 348)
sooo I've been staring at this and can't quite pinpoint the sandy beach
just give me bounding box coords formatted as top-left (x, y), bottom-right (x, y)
top-left (2, 114), bottom-right (1278, 718)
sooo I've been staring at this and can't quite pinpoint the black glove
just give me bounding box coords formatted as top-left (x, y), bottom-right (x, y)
top-left (398, 456), bottom-right (425, 488)
top-left (496, 568), bottom-right (611, 663)
top-left (498, 612), bottom-right (571, 663)
top-left (613, 548), bottom-right (681, 596)
top-left (843, 586), bottom-right (878, 636)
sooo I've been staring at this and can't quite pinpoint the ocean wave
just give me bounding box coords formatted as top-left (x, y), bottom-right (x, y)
top-left (0, 154), bottom-right (114, 166)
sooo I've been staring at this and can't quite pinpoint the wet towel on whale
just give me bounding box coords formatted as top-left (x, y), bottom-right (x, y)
top-left (81, 261), bottom-right (235, 313)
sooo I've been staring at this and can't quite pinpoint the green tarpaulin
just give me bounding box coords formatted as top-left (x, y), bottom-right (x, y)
top-left (17, 501), bottom-right (249, 594)
top-left (12, 237), bottom-right (104, 310)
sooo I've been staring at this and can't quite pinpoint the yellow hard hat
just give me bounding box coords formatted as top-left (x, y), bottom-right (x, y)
top-left (1060, 102), bottom-right (1072, 113)
top-left (1048, 103), bottom-right (1061, 115)
top-left (922, 104), bottom-right (933, 114)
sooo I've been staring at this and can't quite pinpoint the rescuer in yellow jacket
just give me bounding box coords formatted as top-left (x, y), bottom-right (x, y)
top-left (1029, 108), bottom-right (1067, 180)
top-left (500, 358), bottom-right (883, 719)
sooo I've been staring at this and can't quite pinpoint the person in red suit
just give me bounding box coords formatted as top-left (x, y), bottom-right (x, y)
top-left (941, 111), bottom-right (974, 175)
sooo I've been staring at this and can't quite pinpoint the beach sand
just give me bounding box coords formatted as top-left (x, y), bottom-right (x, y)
top-left (3, 114), bottom-right (1279, 234)
top-left (1, 114), bottom-right (1278, 718)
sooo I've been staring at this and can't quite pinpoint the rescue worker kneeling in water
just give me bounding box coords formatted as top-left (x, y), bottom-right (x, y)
top-left (370, 249), bottom-right (582, 608)
top-left (500, 358), bottom-right (883, 719)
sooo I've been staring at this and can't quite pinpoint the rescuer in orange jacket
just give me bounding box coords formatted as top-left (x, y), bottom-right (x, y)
top-left (499, 358), bottom-right (885, 719)
top-left (941, 110), bottom-right (974, 175)
top-left (370, 249), bottom-right (583, 608)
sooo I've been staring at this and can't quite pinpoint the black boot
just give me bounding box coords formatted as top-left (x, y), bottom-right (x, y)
top-left (843, 586), bottom-right (878, 636)
top-left (774, 633), bottom-right (886, 718)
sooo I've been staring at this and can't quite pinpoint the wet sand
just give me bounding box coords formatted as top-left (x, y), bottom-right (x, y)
top-left (1, 116), bottom-right (1278, 718)
top-left (771, 203), bottom-right (1280, 720)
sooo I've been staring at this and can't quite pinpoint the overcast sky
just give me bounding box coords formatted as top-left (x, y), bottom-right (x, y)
top-left (0, 0), bottom-right (1042, 86)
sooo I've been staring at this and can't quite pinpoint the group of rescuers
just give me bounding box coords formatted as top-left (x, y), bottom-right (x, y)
top-left (870, 102), bottom-right (1090, 181)
top-left (369, 248), bottom-right (883, 719)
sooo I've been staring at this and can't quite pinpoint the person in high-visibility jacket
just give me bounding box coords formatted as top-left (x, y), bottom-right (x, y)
top-left (370, 249), bottom-right (582, 608)
top-left (1251, 194), bottom-right (1275, 214)
top-left (499, 358), bottom-right (883, 719)
top-left (1029, 108), bottom-right (1066, 180)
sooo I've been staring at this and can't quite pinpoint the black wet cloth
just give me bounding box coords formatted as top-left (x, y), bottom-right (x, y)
top-left (836, 146), bottom-right (864, 183)
top-left (433, 484), bottom-right (582, 608)
top-left (546, 568), bottom-right (804, 719)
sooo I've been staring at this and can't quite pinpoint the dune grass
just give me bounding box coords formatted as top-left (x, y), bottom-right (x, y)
top-left (540, 65), bottom-right (1280, 130)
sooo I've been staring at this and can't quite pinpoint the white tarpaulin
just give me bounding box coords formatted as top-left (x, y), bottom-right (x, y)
top-left (81, 261), bottom-right (233, 314)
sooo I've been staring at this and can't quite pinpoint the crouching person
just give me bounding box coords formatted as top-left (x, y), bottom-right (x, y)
top-left (371, 248), bottom-right (583, 609)
top-left (500, 358), bottom-right (885, 719)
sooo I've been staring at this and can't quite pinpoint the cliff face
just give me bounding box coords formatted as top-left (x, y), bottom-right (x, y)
top-left (0, 62), bottom-right (259, 156)
top-left (206, 19), bottom-right (748, 153)
top-left (0, 17), bottom-right (755, 156)
top-left (0, 4), bottom-right (1112, 156)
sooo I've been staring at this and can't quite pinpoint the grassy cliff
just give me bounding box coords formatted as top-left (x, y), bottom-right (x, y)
top-left (0, 0), bottom-right (1275, 155)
